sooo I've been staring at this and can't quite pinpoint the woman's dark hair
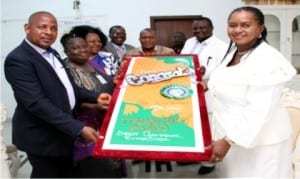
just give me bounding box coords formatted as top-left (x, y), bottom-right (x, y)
top-left (60, 33), bottom-right (75, 49)
top-left (221, 6), bottom-right (268, 63)
top-left (69, 25), bottom-right (108, 47)
top-left (60, 33), bottom-right (86, 50)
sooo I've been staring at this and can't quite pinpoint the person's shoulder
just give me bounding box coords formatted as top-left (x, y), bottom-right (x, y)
top-left (184, 36), bottom-right (197, 43)
top-left (156, 45), bottom-right (174, 53)
top-left (104, 41), bottom-right (113, 48)
top-left (259, 41), bottom-right (276, 50)
top-left (207, 36), bottom-right (228, 53)
top-left (250, 41), bottom-right (287, 67)
top-left (125, 48), bottom-right (140, 55)
top-left (211, 35), bottom-right (227, 44)
top-left (256, 41), bottom-right (282, 56)
top-left (125, 43), bottom-right (135, 50)
top-left (247, 41), bottom-right (296, 84)
top-left (102, 42), bottom-right (113, 51)
top-left (6, 40), bottom-right (29, 59)
top-left (99, 51), bottom-right (113, 57)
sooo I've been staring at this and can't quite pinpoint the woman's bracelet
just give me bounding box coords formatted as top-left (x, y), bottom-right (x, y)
top-left (224, 136), bottom-right (235, 145)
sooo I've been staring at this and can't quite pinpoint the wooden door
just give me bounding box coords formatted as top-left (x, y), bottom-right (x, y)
top-left (150, 15), bottom-right (201, 48)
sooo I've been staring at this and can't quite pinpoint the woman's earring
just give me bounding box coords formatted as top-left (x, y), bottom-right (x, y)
top-left (257, 34), bottom-right (262, 38)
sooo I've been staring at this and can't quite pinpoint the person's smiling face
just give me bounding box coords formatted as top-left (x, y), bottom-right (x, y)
top-left (111, 27), bottom-right (126, 46)
top-left (192, 20), bottom-right (213, 43)
top-left (227, 10), bottom-right (264, 51)
top-left (85, 32), bottom-right (102, 56)
top-left (25, 13), bottom-right (58, 49)
top-left (139, 30), bottom-right (156, 50)
top-left (65, 37), bottom-right (89, 64)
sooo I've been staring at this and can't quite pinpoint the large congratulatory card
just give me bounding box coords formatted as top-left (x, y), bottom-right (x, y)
top-left (93, 55), bottom-right (212, 161)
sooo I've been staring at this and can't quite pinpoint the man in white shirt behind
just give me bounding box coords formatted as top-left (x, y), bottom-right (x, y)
top-left (181, 16), bottom-right (228, 175)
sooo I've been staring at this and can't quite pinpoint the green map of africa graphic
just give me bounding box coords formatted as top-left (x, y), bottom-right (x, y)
top-left (110, 102), bottom-right (195, 147)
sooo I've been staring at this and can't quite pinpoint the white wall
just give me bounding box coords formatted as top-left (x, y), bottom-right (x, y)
top-left (1, 0), bottom-right (244, 118)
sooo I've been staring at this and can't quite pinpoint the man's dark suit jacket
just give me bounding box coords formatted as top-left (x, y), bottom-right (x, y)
top-left (103, 41), bottom-right (135, 59)
top-left (4, 40), bottom-right (99, 156)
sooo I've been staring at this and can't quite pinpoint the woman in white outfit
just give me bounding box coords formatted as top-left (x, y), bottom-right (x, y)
top-left (207, 6), bottom-right (297, 178)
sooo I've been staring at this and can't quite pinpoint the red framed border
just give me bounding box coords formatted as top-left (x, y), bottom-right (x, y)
top-left (93, 54), bottom-right (212, 162)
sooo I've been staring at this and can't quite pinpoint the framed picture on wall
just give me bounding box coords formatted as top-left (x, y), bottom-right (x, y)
top-left (93, 55), bottom-right (212, 161)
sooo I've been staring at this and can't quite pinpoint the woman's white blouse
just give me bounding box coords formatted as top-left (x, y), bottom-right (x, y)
top-left (208, 42), bottom-right (297, 148)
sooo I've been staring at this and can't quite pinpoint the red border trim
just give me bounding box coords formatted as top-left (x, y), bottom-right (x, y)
top-left (93, 54), bottom-right (212, 161)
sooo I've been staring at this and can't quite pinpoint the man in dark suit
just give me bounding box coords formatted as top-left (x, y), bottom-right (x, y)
top-left (4, 11), bottom-right (111, 178)
top-left (103, 25), bottom-right (135, 64)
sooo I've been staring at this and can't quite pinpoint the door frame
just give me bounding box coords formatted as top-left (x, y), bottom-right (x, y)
top-left (150, 15), bottom-right (201, 48)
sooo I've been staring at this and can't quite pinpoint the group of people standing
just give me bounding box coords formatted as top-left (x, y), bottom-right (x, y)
top-left (4, 5), bottom-right (296, 179)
